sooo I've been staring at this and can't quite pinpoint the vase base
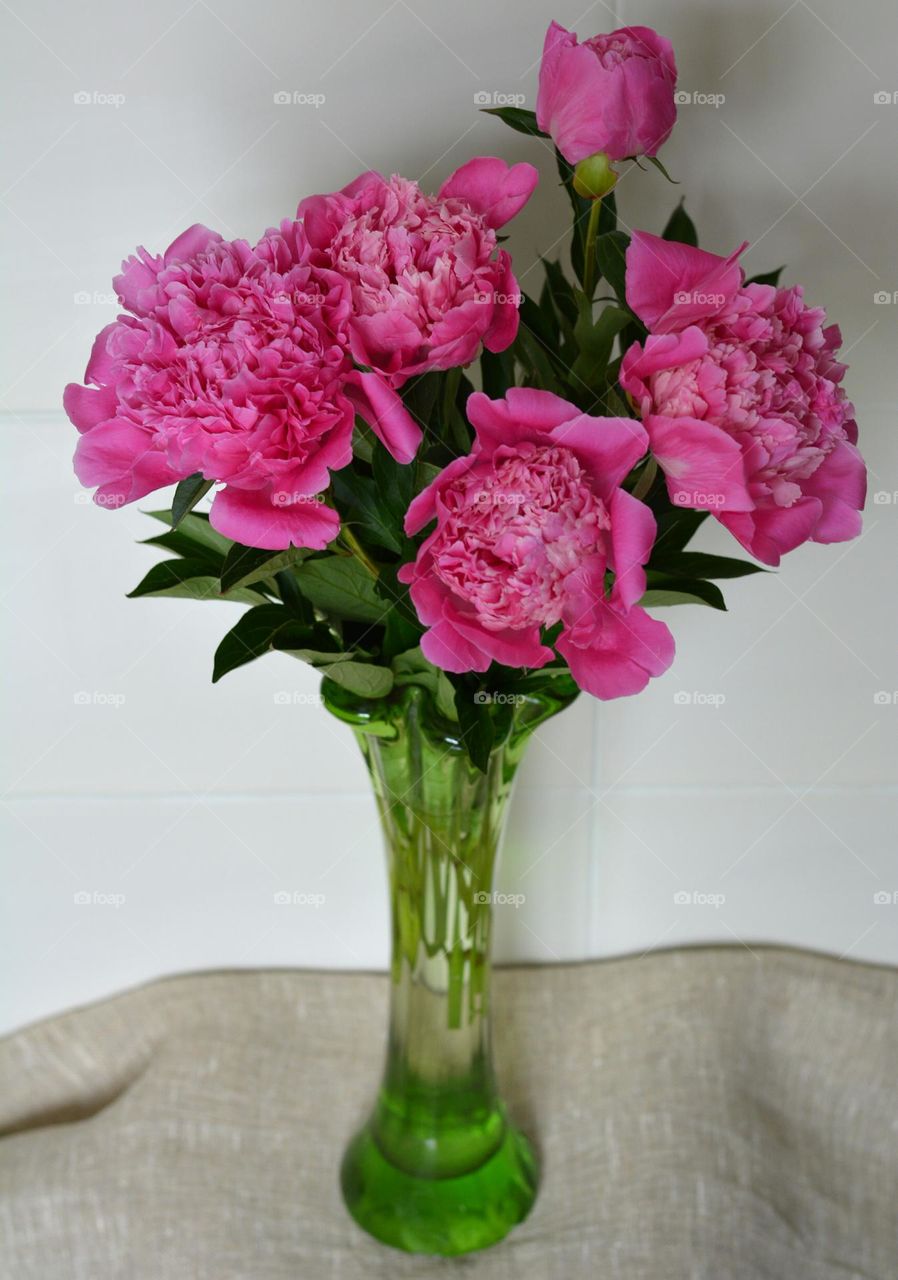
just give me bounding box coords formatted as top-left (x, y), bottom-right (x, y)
top-left (340, 1118), bottom-right (538, 1256)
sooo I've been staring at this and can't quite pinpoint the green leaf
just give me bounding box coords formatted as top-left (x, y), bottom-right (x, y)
top-left (319, 661), bottom-right (394, 698)
top-left (146, 510), bottom-right (232, 558)
top-left (140, 530), bottom-right (225, 573)
top-left (481, 348), bottom-right (515, 398)
top-left (480, 106), bottom-right (547, 137)
top-left (646, 155), bottom-right (679, 184)
top-left (212, 604), bottom-right (292, 682)
top-left (220, 543), bottom-right (308, 593)
top-left (171, 474), bottom-right (214, 528)
top-left (392, 646), bottom-right (458, 721)
top-left (662, 199), bottom-right (698, 247)
top-left (594, 231), bottom-right (631, 306)
top-left (514, 323), bottom-right (563, 394)
top-left (330, 470), bottom-right (402, 555)
top-left (454, 684), bottom-right (495, 773)
top-left (128, 559), bottom-right (264, 604)
top-left (652, 551), bottom-right (767, 580)
top-left (653, 508), bottom-right (709, 553)
top-left (295, 555), bottom-right (385, 623)
top-left (746, 266), bottom-right (785, 287)
top-left (541, 257), bottom-right (579, 328)
top-left (641, 575), bottom-right (727, 610)
top-left (572, 301), bottom-right (632, 390)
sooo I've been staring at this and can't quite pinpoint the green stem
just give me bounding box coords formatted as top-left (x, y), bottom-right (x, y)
top-left (340, 525), bottom-right (380, 578)
top-left (631, 456), bottom-right (658, 502)
top-left (582, 197), bottom-right (603, 301)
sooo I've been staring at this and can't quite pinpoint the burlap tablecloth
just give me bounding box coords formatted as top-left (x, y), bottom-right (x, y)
top-left (1, 948), bottom-right (896, 1279)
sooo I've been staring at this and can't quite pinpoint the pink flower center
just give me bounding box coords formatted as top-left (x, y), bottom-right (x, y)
top-left (325, 177), bottom-right (498, 338)
top-left (429, 444), bottom-right (610, 630)
top-left (646, 286), bottom-right (854, 506)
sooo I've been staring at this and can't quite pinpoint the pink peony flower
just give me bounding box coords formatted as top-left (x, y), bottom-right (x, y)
top-left (536, 22), bottom-right (677, 165)
top-left (64, 222), bottom-right (421, 550)
top-left (297, 157), bottom-right (538, 385)
top-left (619, 231), bottom-right (866, 565)
top-left (398, 389), bottom-right (675, 700)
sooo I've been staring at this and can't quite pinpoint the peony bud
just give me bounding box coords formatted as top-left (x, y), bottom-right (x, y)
top-left (572, 152), bottom-right (619, 200)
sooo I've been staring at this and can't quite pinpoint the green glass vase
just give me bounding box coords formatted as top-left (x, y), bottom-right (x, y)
top-left (324, 675), bottom-right (577, 1257)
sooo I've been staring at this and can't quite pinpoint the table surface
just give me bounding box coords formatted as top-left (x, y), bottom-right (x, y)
top-left (2, 947), bottom-right (896, 1279)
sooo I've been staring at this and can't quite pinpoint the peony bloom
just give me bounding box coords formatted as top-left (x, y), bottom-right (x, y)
top-left (619, 231), bottom-right (866, 565)
top-left (536, 21), bottom-right (677, 165)
top-left (298, 157), bottom-right (538, 385)
top-left (398, 389), bottom-right (675, 699)
top-left (64, 223), bottom-right (421, 550)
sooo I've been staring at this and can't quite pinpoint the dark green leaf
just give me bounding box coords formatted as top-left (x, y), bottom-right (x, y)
top-left (128, 559), bottom-right (264, 604)
top-left (746, 266), bottom-right (785, 287)
top-left (220, 543), bottom-right (308, 593)
top-left (140, 530), bottom-right (224, 573)
top-left (642, 574), bottom-right (727, 610)
top-left (651, 551), bottom-right (767, 579)
top-left (646, 155), bottom-right (679, 184)
top-left (295, 556), bottom-right (385, 623)
top-left (572, 302), bottom-right (632, 390)
top-left (146, 510), bottom-right (232, 558)
top-left (212, 605), bottom-right (292, 681)
top-left (171, 474), bottom-right (214, 528)
top-left (481, 348), bottom-right (515, 398)
top-left (331, 470), bottom-right (402, 555)
top-left (454, 684), bottom-right (495, 773)
top-left (318, 661), bottom-right (394, 698)
top-left (594, 231), bottom-right (631, 306)
top-left (653, 508), bottom-right (709, 553)
top-left (662, 199), bottom-right (698, 247)
top-left (480, 106), bottom-right (547, 137)
top-left (541, 258), bottom-right (578, 328)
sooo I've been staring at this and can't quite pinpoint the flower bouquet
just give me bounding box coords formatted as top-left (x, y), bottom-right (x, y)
top-left (64, 19), bottom-right (866, 1258)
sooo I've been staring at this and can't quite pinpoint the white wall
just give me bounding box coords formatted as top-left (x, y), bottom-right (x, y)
top-left (2, 0), bottom-right (896, 1034)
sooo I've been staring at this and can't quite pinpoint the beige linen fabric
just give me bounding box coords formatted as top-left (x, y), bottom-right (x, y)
top-left (1, 948), bottom-right (896, 1279)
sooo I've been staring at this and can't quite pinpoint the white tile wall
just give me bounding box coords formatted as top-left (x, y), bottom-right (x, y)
top-left (1, 0), bottom-right (896, 1033)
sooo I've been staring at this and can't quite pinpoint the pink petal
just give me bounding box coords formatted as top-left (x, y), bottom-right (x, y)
top-left (438, 157), bottom-right (539, 230)
top-left (608, 487), bottom-right (656, 610)
top-left (345, 371), bottom-right (422, 464)
top-left (646, 414), bottom-right (754, 512)
top-left (548, 414), bottom-right (648, 498)
top-left (557, 602), bottom-right (675, 699)
top-left (63, 383), bottom-right (118, 434)
top-left (717, 499), bottom-right (823, 566)
top-left (625, 231), bottom-right (745, 334)
top-left (210, 486), bottom-right (340, 551)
